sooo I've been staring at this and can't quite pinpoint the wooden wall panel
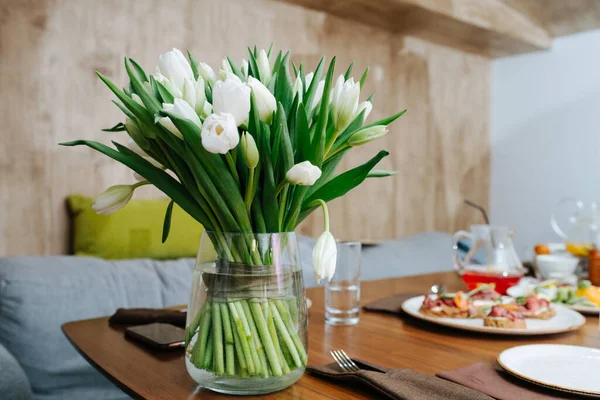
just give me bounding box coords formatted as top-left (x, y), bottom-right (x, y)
top-left (0, 0), bottom-right (490, 255)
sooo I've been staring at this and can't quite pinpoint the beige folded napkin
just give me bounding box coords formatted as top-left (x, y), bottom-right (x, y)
top-left (307, 358), bottom-right (493, 400)
top-left (438, 363), bottom-right (580, 400)
top-left (363, 293), bottom-right (420, 314)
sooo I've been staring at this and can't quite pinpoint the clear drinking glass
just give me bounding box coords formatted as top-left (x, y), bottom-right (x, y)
top-left (185, 231), bottom-right (308, 395)
top-left (325, 241), bottom-right (361, 325)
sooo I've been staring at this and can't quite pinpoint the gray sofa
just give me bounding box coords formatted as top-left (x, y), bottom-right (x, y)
top-left (0, 232), bottom-right (455, 400)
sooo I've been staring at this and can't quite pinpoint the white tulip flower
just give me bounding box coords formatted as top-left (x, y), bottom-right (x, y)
top-left (182, 78), bottom-right (197, 109)
top-left (198, 62), bottom-right (217, 85)
top-left (154, 72), bottom-right (182, 98)
top-left (241, 132), bottom-right (259, 169)
top-left (347, 125), bottom-right (388, 146)
top-left (212, 78), bottom-right (251, 127)
top-left (241, 59), bottom-right (249, 79)
top-left (313, 231), bottom-right (337, 283)
top-left (356, 100), bottom-right (372, 122)
top-left (292, 76), bottom-right (303, 103)
top-left (257, 49), bottom-right (271, 85)
top-left (304, 72), bottom-right (314, 88)
top-left (247, 77), bottom-right (276, 124)
top-left (160, 98), bottom-right (201, 139)
top-left (92, 184), bottom-right (138, 215)
top-left (194, 77), bottom-right (212, 117)
top-left (131, 93), bottom-right (145, 108)
top-left (157, 48), bottom-right (193, 93)
top-left (331, 75), bottom-right (360, 132)
top-left (201, 113), bottom-right (239, 154)
top-left (286, 161), bottom-right (322, 186)
top-left (310, 80), bottom-right (325, 113)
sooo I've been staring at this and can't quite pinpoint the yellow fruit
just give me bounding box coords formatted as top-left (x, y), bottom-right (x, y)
top-left (566, 243), bottom-right (593, 257)
top-left (584, 287), bottom-right (600, 307)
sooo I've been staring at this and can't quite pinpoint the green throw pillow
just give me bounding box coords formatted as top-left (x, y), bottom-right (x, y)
top-left (67, 195), bottom-right (203, 259)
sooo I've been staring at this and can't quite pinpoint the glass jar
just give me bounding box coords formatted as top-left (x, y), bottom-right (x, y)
top-left (184, 231), bottom-right (308, 395)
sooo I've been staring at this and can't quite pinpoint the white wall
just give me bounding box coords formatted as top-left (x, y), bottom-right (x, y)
top-left (491, 30), bottom-right (600, 258)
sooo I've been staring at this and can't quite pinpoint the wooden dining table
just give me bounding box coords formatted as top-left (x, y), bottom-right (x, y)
top-left (62, 271), bottom-right (599, 399)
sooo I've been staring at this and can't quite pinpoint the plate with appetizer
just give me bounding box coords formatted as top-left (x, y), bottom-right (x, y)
top-left (507, 279), bottom-right (600, 315)
top-left (401, 285), bottom-right (586, 335)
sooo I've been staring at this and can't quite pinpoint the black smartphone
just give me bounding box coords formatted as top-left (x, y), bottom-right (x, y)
top-left (125, 322), bottom-right (185, 350)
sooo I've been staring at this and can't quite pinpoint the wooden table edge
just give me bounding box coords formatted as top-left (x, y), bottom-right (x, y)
top-left (62, 321), bottom-right (146, 400)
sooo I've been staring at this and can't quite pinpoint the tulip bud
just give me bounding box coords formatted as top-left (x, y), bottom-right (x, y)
top-left (310, 80), bottom-right (325, 113)
top-left (304, 72), bottom-right (314, 88)
top-left (92, 184), bottom-right (136, 215)
top-left (241, 132), bottom-right (259, 169)
top-left (356, 100), bottom-right (372, 123)
top-left (157, 48), bottom-right (194, 93)
top-left (247, 77), bottom-right (276, 124)
top-left (182, 78), bottom-right (196, 110)
top-left (125, 118), bottom-right (141, 139)
top-left (313, 231), bottom-right (337, 283)
top-left (331, 75), bottom-right (360, 132)
top-left (131, 93), bottom-right (145, 108)
top-left (201, 113), bottom-right (239, 154)
top-left (213, 78), bottom-right (251, 127)
top-left (198, 62), bottom-right (217, 86)
top-left (347, 125), bottom-right (388, 146)
top-left (286, 161), bottom-right (322, 186)
top-left (160, 98), bottom-right (201, 139)
top-left (194, 77), bottom-right (212, 117)
top-left (292, 76), bottom-right (303, 103)
top-left (154, 73), bottom-right (182, 98)
top-left (257, 49), bottom-right (271, 85)
top-left (241, 59), bottom-right (249, 79)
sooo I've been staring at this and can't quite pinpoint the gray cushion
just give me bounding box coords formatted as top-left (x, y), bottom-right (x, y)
top-left (300, 232), bottom-right (455, 287)
top-left (0, 256), bottom-right (194, 400)
top-left (0, 342), bottom-right (33, 400)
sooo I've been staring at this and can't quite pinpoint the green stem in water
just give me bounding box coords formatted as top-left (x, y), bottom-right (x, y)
top-left (250, 301), bottom-right (283, 376)
top-left (269, 302), bottom-right (302, 368)
top-left (234, 302), bottom-right (262, 375)
top-left (228, 302), bottom-right (254, 375)
top-left (211, 302), bottom-right (225, 375)
top-left (225, 152), bottom-right (241, 187)
top-left (274, 300), bottom-right (307, 366)
top-left (242, 301), bottom-right (269, 378)
top-left (263, 302), bottom-right (290, 374)
top-left (219, 303), bottom-right (235, 376)
top-left (278, 185), bottom-right (289, 231)
top-left (244, 167), bottom-right (255, 213)
top-left (203, 334), bottom-right (214, 370)
top-left (186, 303), bottom-right (206, 348)
top-left (194, 305), bottom-right (212, 367)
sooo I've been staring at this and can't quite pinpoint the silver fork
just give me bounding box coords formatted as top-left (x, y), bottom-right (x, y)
top-left (330, 349), bottom-right (360, 372)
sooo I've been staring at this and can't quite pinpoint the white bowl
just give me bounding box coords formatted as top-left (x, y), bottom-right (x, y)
top-left (535, 254), bottom-right (579, 279)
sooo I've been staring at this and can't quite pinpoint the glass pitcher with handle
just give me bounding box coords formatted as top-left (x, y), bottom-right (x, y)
top-left (551, 198), bottom-right (599, 256)
top-left (452, 225), bottom-right (525, 294)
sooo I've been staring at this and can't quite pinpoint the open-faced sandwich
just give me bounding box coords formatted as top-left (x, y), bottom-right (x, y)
top-left (515, 294), bottom-right (556, 320)
top-left (420, 284), bottom-right (499, 318)
top-left (420, 291), bottom-right (476, 318)
top-left (483, 305), bottom-right (526, 329)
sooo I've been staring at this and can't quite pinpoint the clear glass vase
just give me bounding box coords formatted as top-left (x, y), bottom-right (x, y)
top-left (184, 231), bottom-right (308, 395)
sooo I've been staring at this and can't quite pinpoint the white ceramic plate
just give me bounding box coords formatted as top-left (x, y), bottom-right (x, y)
top-left (506, 286), bottom-right (600, 315)
top-left (401, 295), bottom-right (585, 335)
top-left (498, 344), bottom-right (600, 397)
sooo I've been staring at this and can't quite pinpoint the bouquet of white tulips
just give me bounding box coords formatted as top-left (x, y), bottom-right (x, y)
top-left (61, 46), bottom-right (404, 379)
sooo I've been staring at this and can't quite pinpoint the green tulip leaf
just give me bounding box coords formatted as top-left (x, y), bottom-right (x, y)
top-left (367, 170), bottom-right (399, 178)
top-left (303, 150), bottom-right (389, 208)
top-left (102, 122), bottom-right (126, 132)
top-left (162, 200), bottom-right (175, 243)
